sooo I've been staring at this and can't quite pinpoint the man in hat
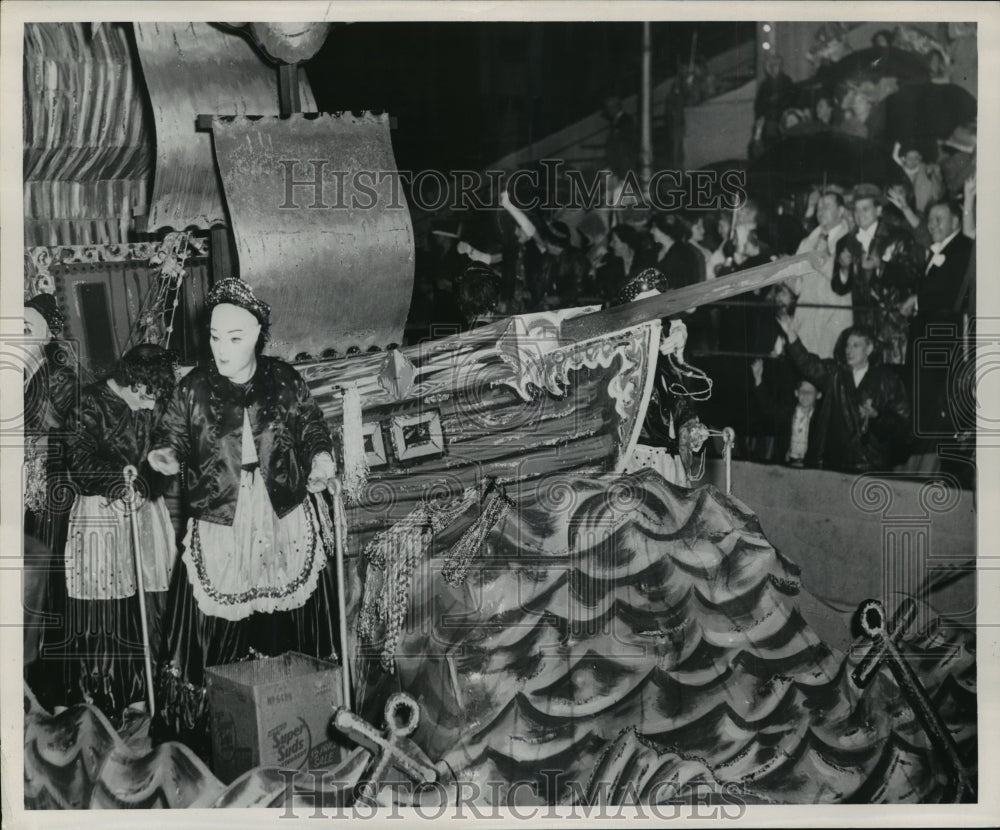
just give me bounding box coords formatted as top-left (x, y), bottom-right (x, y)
top-left (411, 219), bottom-right (466, 335)
top-left (536, 220), bottom-right (593, 307)
top-left (456, 262), bottom-right (504, 327)
top-left (500, 190), bottom-right (553, 311)
top-left (832, 182), bottom-right (921, 365)
top-left (452, 222), bottom-right (505, 323)
top-left (791, 190), bottom-right (854, 359)
top-left (777, 317), bottom-right (912, 473)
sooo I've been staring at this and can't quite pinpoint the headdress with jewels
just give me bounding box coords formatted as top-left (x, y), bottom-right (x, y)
top-left (611, 268), bottom-right (670, 307)
top-left (206, 278), bottom-right (271, 326)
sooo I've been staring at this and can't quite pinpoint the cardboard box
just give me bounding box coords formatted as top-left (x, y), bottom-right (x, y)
top-left (206, 652), bottom-right (344, 783)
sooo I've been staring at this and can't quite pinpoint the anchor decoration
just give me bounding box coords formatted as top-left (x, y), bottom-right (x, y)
top-left (851, 598), bottom-right (972, 802)
top-left (332, 693), bottom-right (453, 804)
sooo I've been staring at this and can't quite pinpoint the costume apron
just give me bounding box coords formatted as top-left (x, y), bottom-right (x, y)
top-left (47, 493), bottom-right (175, 719)
top-left (156, 410), bottom-right (339, 758)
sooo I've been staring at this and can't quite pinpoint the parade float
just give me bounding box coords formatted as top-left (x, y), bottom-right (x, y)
top-left (21, 21), bottom-right (976, 809)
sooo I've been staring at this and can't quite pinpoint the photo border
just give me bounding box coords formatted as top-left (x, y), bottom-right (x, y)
top-left (2, 2), bottom-right (998, 828)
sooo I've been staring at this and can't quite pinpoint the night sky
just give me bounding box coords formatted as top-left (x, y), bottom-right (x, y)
top-left (307, 21), bottom-right (755, 173)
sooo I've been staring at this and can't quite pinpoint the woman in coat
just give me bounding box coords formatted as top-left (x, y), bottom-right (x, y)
top-left (147, 278), bottom-right (340, 756)
top-left (49, 344), bottom-right (178, 718)
top-left (615, 269), bottom-right (711, 487)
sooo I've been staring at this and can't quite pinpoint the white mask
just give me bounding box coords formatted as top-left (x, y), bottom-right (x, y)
top-left (210, 304), bottom-right (261, 383)
top-left (23, 306), bottom-right (51, 379)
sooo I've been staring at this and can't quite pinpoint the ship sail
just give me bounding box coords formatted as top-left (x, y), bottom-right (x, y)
top-left (209, 112), bottom-right (415, 360)
top-left (133, 21), bottom-right (317, 232)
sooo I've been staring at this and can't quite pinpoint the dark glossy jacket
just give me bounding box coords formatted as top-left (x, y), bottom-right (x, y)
top-left (831, 220), bottom-right (921, 329)
top-left (66, 381), bottom-right (168, 500)
top-left (638, 357), bottom-right (700, 454)
top-left (917, 232), bottom-right (974, 329)
top-left (785, 339), bottom-right (911, 472)
top-left (152, 356), bottom-right (333, 526)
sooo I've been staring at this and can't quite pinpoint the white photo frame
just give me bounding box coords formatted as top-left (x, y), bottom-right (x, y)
top-left (362, 421), bottom-right (388, 467)
top-left (389, 410), bottom-right (444, 461)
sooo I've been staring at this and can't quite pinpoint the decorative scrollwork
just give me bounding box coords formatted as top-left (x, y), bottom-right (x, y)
top-left (24, 238), bottom-right (209, 311)
top-left (361, 480), bottom-right (398, 519)
top-left (917, 477), bottom-right (963, 516)
top-left (852, 472), bottom-right (966, 520)
top-left (537, 476), bottom-right (579, 517)
top-left (421, 474), bottom-right (466, 509)
top-left (604, 477), bottom-right (645, 517)
top-left (494, 310), bottom-right (659, 454)
top-left (46, 475), bottom-right (81, 515)
top-left (850, 476), bottom-right (895, 516)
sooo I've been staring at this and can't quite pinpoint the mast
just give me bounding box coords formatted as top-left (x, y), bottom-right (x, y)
top-left (640, 22), bottom-right (653, 188)
top-left (560, 253), bottom-right (814, 342)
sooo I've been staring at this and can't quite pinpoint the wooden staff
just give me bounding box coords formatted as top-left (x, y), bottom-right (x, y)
top-left (321, 479), bottom-right (353, 712)
top-left (123, 465), bottom-right (156, 716)
top-left (722, 427), bottom-right (735, 495)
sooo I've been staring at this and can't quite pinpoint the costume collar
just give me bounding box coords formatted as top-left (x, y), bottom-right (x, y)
top-left (207, 354), bottom-right (267, 396)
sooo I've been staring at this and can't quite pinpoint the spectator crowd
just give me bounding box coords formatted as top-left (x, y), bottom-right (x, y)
top-left (407, 30), bottom-right (976, 484)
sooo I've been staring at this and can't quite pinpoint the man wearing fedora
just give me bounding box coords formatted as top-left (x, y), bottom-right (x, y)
top-left (832, 183), bottom-right (922, 366)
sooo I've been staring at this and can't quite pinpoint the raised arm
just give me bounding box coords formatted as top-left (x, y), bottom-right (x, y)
top-left (749, 358), bottom-right (779, 427)
top-left (777, 312), bottom-right (834, 389)
top-left (500, 190), bottom-right (538, 242)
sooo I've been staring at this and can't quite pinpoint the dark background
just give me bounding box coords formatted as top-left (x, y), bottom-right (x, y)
top-left (307, 22), bottom-right (755, 172)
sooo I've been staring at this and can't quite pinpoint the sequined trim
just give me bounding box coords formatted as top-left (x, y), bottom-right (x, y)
top-left (182, 497), bottom-right (328, 621)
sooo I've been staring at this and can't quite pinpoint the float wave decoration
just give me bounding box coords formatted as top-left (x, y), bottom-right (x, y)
top-left (386, 469), bottom-right (977, 805)
top-left (23, 470), bottom-right (977, 807)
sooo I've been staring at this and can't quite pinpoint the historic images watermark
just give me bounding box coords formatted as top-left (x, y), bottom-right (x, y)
top-left (273, 771), bottom-right (752, 820)
top-left (276, 159), bottom-right (748, 213)
top-left (8, 324), bottom-right (984, 660)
